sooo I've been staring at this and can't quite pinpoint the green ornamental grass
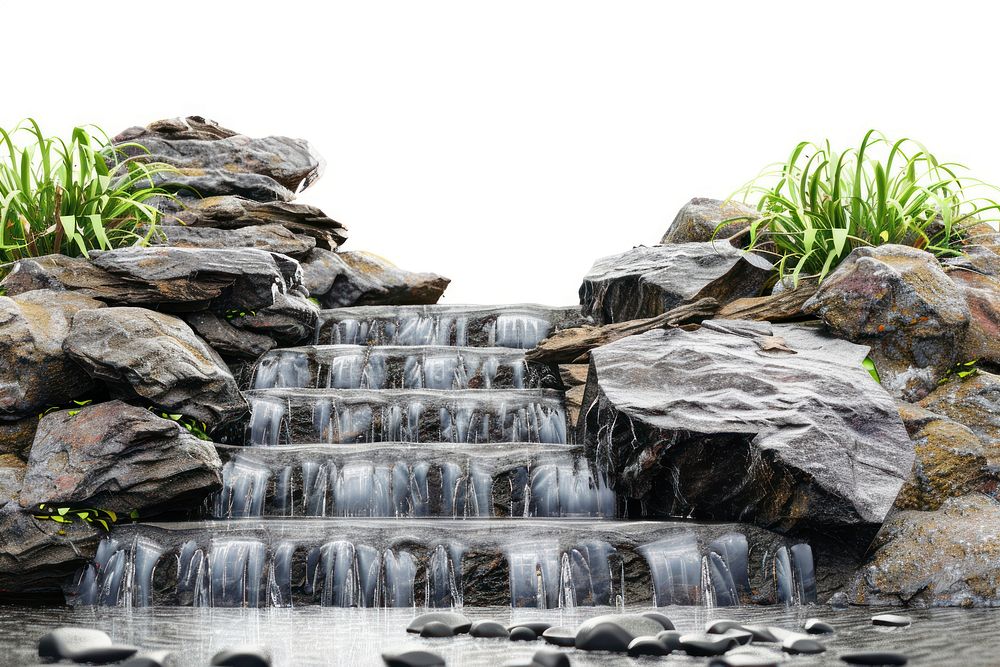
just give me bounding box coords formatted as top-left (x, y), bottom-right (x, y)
top-left (0, 119), bottom-right (177, 264)
top-left (728, 130), bottom-right (1000, 284)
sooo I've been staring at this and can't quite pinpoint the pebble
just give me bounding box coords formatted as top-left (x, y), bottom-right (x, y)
top-left (540, 626), bottom-right (576, 647)
top-left (840, 651), bottom-right (908, 665)
top-left (720, 629), bottom-right (754, 646)
top-left (641, 611), bottom-right (675, 630)
top-left (507, 622), bottom-right (553, 634)
top-left (706, 620), bottom-right (748, 635)
top-left (781, 636), bottom-right (826, 655)
top-left (510, 627), bottom-right (538, 642)
top-left (121, 651), bottom-right (178, 667)
top-left (803, 618), bottom-right (835, 634)
top-left (656, 630), bottom-right (683, 652)
top-left (210, 647), bottom-right (272, 667)
top-left (530, 649), bottom-right (571, 667)
top-left (709, 646), bottom-right (786, 667)
top-left (574, 614), bottom-right (666, 652)
top-left (382, 649), bottom-right (446, 667)
top-left (627, 636), bottom-right (671, 656)
top-left (37, 628), bottom-right (112, 661)
top-left (71, 646), bottom-right (140, 664)
top-left (679, 633), bottom-right (739, 657)
top-left (828, 591), bottom-right (850, 609)
top-left (871, 614), bottom-right (911, 628)
top-left (742, 626), bottom-right (780, 643)
top-left (407, 612), bottom-right (473, 635)
top-left (420, 622), bottom-right (456, 638)
top-left (469, 620), bottom-right (509, 639)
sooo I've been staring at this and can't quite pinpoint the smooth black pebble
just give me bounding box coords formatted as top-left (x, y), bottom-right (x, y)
top-left (407, 612), bottom-right (473, 635)
top-left (510, 627), bottom-right (538, 642)
top-left (840, 651), bottom-right (908, 665)
top-left (382, 649), bottom-right (446, 667)
top-left (121, 651), bottom-right (178, 667)
top-left (541, 627), bottom-right (576, 647)
top-left (641, 612), bottom-right (675, 630)
top-left (38, 628), bottom-right (112, 661)
top-left (872, 614), bottom-right (911, 628)
top-left (420, 622), bottom-right (456, 638)
top-left (782, 636), bottom-right (826, 655)
top-left (804, 618), bottom-right (835, 634)
top-left (706, 620), bottom-right (747, 635)
top-left (679, 634), bottom-right (738, 657)
top-left (655, 630), bottom-right (683, 652)
top-left (627, 636), bottom-right (670, 656)
top-left (530, 649), bottom-right (571, 667)
top-left (71, 646), bottom-right (140, 664)
top-left (508, 622), bottom-right (552, 635)
top-left (211, 648), bottom-right (272, 667)
top-left (470, 620), bottom-right (509, 639)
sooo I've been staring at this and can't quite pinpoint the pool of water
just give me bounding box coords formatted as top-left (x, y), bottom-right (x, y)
top-left (1, 604), bottom-right (996, 666)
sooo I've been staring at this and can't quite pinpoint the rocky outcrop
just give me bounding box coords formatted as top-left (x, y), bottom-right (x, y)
top-left (579, 243), bottom-right (772, 324)
top-left (849, 494), bottom-right (1000, 607)
top-left (229, 292), bottom-right (319, 346)
top-left (149, 224), bottom-right (315, 259)
top-left (114, 116), bottom-right (324, 201)
top-left (559, 364), bottom-right (589, 430)
top-left (0, 456), bottom-right (24, 508)
top-left (183, 312), bottom-right (276, 360)
top-left (661, 198), bottom-right (757, 244)
top-left (0, 418), bottom-right (37, 460)
top-left (579, 319), bottom-right (913, 538)
top-left (945, 266), bottom-right (1000, 365)
top-left (803, 245), bottom-right (971, 401)
top-left (894, 403), bottom-right (999, 511)
top-left (20, 401), bottom-right (222, 516)
top-left (0, 504), bottom-right (99, 595)
top-left (302, 249), bottom-right (450, 308)
top-left (918, 371), bottom-right (1000, 448)
top-left (0, 290), bottom-right (104, 419)
top-left (64, 308), bottom-right (247, 429)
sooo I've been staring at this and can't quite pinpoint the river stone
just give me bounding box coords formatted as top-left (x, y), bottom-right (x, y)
top-left (121, 650), bottom-right (180, 667)
top-left (628, 636), bottom-right (671, 656)
top-left (679, 633), bottom-right (739, 656)
top-left (709, 647), bottom-right (786, 666)
top-left (184, 312), bottom-right (276, 360)
top-left (849, 494), bottom-right (1000, 606)
top-left (656, 631), bottom-right (683, 651)
top-left (304, 249), bottom-right (450, 308)
top-left (803, 244), bottom-right (971, 401)
top-left (210, 647), bottom-right (272, 666)
top-left (529, 650), bottom-right (570, 667)
top-left (382, 649), bottom-right (446, 667)
top-left (575, 614), bottom-right (665, 652)
top-left (893, 402), bottom-right (998, 511)
top-left (641, 611), bottom-right (675, 630)
top-left (781, 636), bottom-right (825, 654)
top-left (64, 308), bottom-right (248, 429)
top-left (420, 621), bottom-right (455, 638)
top-left (20, 400), bottom-right (222, 515)
top-left (871, 614), bottom-right (912, 627)
top-left (840, 651), bottom-right (908, 665)
top-left (541, 626), bottom-right (575, 646)
top-left (661, 197), bottom-right (758, 244)
top-left (150, 224), bottom-right (315, 259)
top-left (0, 503), bottom-right (99, 593)
top-left (579, 242), bottom-right (772, 324)
top-left (470, 620), bottom-right (509, 638)
top-left (802, 618), bottom-right (834, 634)
top-left (37, 627), bottom-right (113, 660)
top-left (0, 290), bottom-right (103, 419)
top-left (116, 116), bottom-right (323, 199)
top-left (579, 320), bottom-right (913, 534)
top-left (918, 371), bottom-right (1000, 448)
top-left (160, 196), bottom-right (347, 251)
top-left (406, 611), bottom-right (473, 634)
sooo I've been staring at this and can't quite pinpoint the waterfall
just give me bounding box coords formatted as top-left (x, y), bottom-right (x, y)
top-left (73, 537), bottom-right (163, 608)
top-left (426, 544), bottom-right (464, 608)
top-left (640, 534), bottom-right (702, 606)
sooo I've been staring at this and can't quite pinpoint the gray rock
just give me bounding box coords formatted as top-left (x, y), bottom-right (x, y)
top-left (37, 627), bottom-right (113, 661)
top-left (382, 649), bottom-right (446, 667)
top-left (64, 308), bottom-right (248, 429)
top-left (420, 621), bottom-right (455, 638)
top-left (20, 400), bottom-right (222, 516)
top-left (803, 244), bottom-right (971, 401)
top-left (529, 650), bottom-right (570, 667)
top-left (781, 636), bottom-right (825, 654)
top-left (229, 292), bottom-right (319, 346)
top-left (840, 651), bottom-right (908, 665)
top-left (508, 622), bottom-right (553, 634)
top-left (918, 371), bottom-right (1000, 449)
top-left (540, 626), bottom-right (575, 646)
top-left (641, 611), bottom-right (675, 630)
top-left (0, 504), bottom-right (100, 593)
top-left (802, 618), bottom-right (834, 634)
top-left (0, 455), bottom-right (24, 509)
top-left (946, 265), bottom-right (1000, 365)
top-left (0, 290), bottom-right (103, 418)
top-left (679, 633), bottom-right (740, 656)
top-left (628, 636), bottom-right (671, 656)
top-left (121, 650), bottom-right (180, 667)
top-left (0, 417), bottom-right (37, 460)
top-left (662, 197), bottom-right (758, 244)
top-left (510, 627), bottom-right (538, 641)
top-left (406, 611), bottom-right (472, 634)
top-left (184, 312), bottom-right (276, 360)
top-left (579, 242), bottom-right (772, 324)
top-left (210, 647), bottom-right (272, 667)
top-left (469, 620), bottom-right (509, 638)
top-left (709, 646), bottom-right (786, 666)
top-left (872, 614), bottom-right (911, 627)
top-left (303, 249), bottom-right (450, 308)
top-left (575, 614), bottom-right (665, 652)
top-left (579, 320), bottom-right (913, 534)
top-left (150, 224), bottom-right (315, 258)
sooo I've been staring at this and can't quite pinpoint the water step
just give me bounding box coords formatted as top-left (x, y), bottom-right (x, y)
top-left (316, 304), bottom-right (587, 349)
top-left (69, 518), bottom-right (816, 609)
top-left (251, 345), bottom-right (560, 391)
top-left (210, 443), bottom-right (613, 519)
top-left (240, 388), bottom-right (568, 446)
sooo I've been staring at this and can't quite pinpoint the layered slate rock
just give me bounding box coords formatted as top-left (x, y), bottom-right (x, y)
top-left (803, 245), bottom-right (971, 401)
top-left (229, 293), bottom-right (319, 346)
top-left (64, 308), bottom-right (248, 429)
top-left (303, 249), bottom-right (450, 308)
top-left (849, 494), bottom-right (1000, 607)
top-left (918, 371), bottom-right (1000, 448)
top-left (184, 312), bottom-right (276, 360)
top-left (0, 503), bottom-right (100, 594)
top-left (0, 290), bottom-right (104, 419)
top-left (150, 224), bottom-right (316, 259)
top-left (894, 402), bottom-right (999, 511)
top-left (579, 242), bottom-right (772, 324)
top-left (160, 196), bottom-right (347, 251)
top-left (661, 198), bottom-right (757, 244)
top-left (20, 401), bottom-right (222, 516)
top-left (114, 116), bottom-right (324, 201)
top-left (579, 320), bottom-right (913, 535)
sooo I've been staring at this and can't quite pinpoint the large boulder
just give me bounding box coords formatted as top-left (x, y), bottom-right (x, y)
top-left (0, 290), bottom-right (104, 419)
top-left (894, 402), bottom-right (999, 511)
top-left (918, 371), bottom-right (1000, 448)
top-left (63, 308), bottom-right (247, 429)
top-left (0, 504), bottom-right (99, 595)
top-left (803, 245), bottom-right (970, 401)
top-left (114, 116), bottom-right (324, 201)
top-left (661, 197), bottom-right (757, 244)
top-left (848, 494), bottom-right (1000, 607)
top-left (302, 249), bottom-right (450, 308)
top-left (579, 243), bottom-right (772, 324)
top-left (149, 224), bottom-right (315, 259)
top-left (944, 265), bottom-right (1000, 365)
top-left (20, 401), bottom-right (222, 516)
top-left (579, 319), bottom-right (913, 537)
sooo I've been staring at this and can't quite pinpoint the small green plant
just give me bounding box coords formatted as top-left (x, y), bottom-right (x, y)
top-left (0, 119), bottom-right (178, 264)
top-left (225, 308), bottom-right (257, 320)
top-left (38, 398), bottom-right (93, 419)
top-left (150, 408), bottom-right (211, 441)
top-left (862, 357), bottom-right (881, 384)
top-left (937, 359), bottom-right (979, 385)
top-left (30, 503), bottom-right (139, 533)
top-left (728, 130), bottom-right (1000, 285)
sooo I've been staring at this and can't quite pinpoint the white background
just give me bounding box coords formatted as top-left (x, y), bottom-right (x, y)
top-left (4, 1), bottom-right (999, 304)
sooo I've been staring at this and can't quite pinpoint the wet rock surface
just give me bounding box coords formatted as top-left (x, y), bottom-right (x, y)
top-left (574, 614), bottom-right (665, 652)
top-left (209, 646), bottom-right (272, 666)
top-left (304, 249), bottom-right (450, 308)
top-left (918, 371), bottom-right (1000, 448)
top-left (183, 312), bottom-right (276, 360)
top-left (661, 197), bottom-right (758, 244)
top-left (803, 245), bottom-right (971, 401)
top-left (0, 504), bottom-right (99, 594)
top-left (579, 242), bottom-right (771, 324)
top-left (150, 224), bottom-right (316, 258)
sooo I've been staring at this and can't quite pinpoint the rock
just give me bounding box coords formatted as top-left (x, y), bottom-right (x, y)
top-left (161, 196), bottom-right (347, 251)
top-left (803, 245), bottom-right (971, 401)
top-left (918, 371), bottom-right (1000, 448)
top-left (420, 621), bottom-right (455, 638)
top-left (469, 620), bottom-right (509, 638)
top-left (115, 116), bottom-right (323, 200)
top-left (37, 627), bottom-right (112, 661)
top-left (946, 267), bottom-right (1000, 364)
top-left (707, 620), bottom-right (748, 635)
top-left (303, 249), bottom-right (450, 308)
top-left (893, 403), bottom-right (998, 511)
top-left (68, 645), bottom-right (140, 664)
top-left (662, 197), bottom-right (758, 244)
top-left (0, 290), bottom-right (103, 419)
top-left (540, 627), bottom-right (576, 647)
top-left (529, 650), bottom-right (570, 667)
top-left (840, 651), bottom-right (908, 665)
top-left (641, 611), bottom-right (675, 630)
top-left (508, 622), bottom-right (553, 634)
top-left (0, 503), bottom-right (99, 593)
top-left (150, 224), bottom-right (316, 258)
top-left (628, 636), bottom-right (671, 656)
top-left (742, 626), bottom-right (780, 643)
top-left (382, 649), bottom-right (446, 667)
top-left (406, 611), bottom-right (472, 635)
top-left (210, 647), bottom-right (272, 666)
top-left (184, 312), bottom-right (276, 360)
top-left (64, 308), bottom-right (248, 429)
top-left (827, 592), bottom-right (849, 609)
top-left (121, 651), bottom-right (180, 667)
top-left (802, 618), bottom-right (834, 634)
top-left (510, 627), bottom-right (538, 641)
top-left (575, 614), bottom-right (666, 652)
top-left (679, 633), bottom-right (739, 656)
top-left (709, 647), bottom-right (785, 666)
top-left (717, 280), bottom-right (819, 323)
top-left (656, 631), bottom-right (683, 651)
top-left (0, 455), bottom-right (24, 508)
top-left (781, 636), bottom-right (825, 654)
top-left (229, 293), bottom-right (319, 346)
top-left (0, 417), bottom-right (38, 460)
top-left (559, 365), bottom-right (588, 430)
top-left (871, 614), bottom-right (912, 627)
top-left (579, 320), bottom-right (913, 535)
top-left (20, 401), bottom-right (222, 516)
top-left (849, 494), bottom-right (1000, 606)
top-left (580, 242), bottom-right (772, 324)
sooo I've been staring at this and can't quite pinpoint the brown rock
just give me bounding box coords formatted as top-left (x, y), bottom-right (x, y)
top-left (306, 250), bottom-right (450, 308)
top-left (946, 268), bottom-right (1000, 364)
top-left (0, 417), bottom-right (38, 460)
top-left (149, 224), bottom-right (316, 258)
top-left (918, 371), bottom-right (1000, 448)
top-left (661, 197), bottom-right (758, 244)
top-left (0, 504), bottom-right (99, 595)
